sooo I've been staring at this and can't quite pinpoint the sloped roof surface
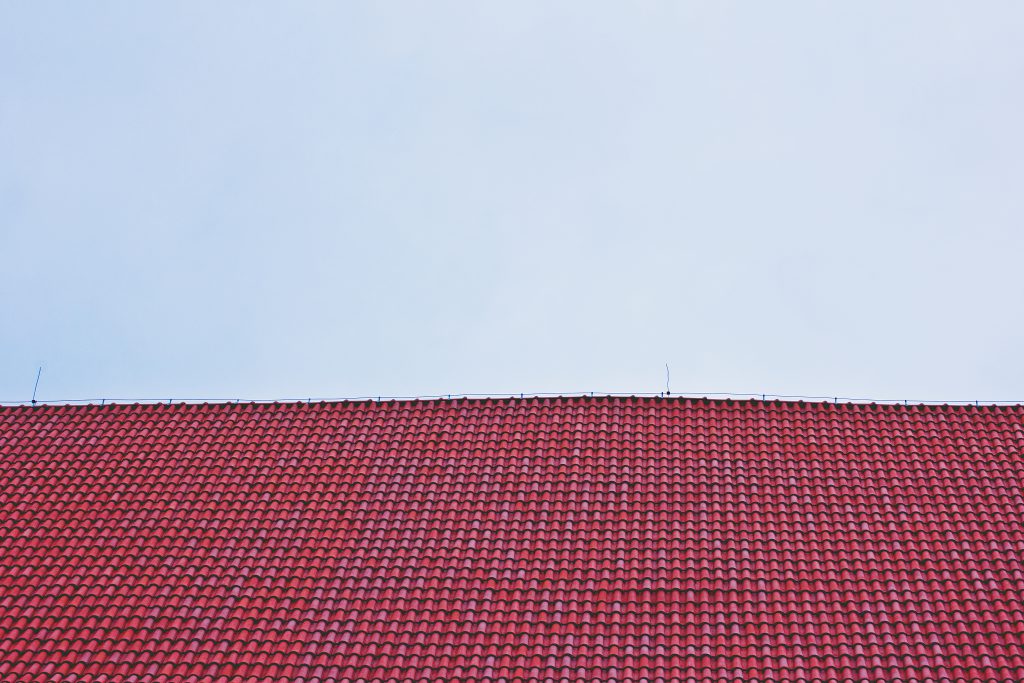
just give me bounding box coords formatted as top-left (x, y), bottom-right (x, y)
top-left (2, 397), bottom-right (1024, 682)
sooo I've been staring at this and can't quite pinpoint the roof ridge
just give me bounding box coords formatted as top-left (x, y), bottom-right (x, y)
top-left (1, 392), bottom-right (1022, 410)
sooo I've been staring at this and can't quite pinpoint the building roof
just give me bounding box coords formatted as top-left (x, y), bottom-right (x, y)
top-left (1, 396), bottom-right (1023, 682)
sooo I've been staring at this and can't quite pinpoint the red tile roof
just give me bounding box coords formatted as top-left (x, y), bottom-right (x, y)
top-left (1, 396), bottom-right (1023, 682)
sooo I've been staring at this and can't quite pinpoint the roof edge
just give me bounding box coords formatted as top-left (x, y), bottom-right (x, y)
top-left (1, 392), bottom-right (1022, 410)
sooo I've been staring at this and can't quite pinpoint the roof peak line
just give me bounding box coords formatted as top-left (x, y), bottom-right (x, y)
top-left (1, 391), bottom-right (1021, 409)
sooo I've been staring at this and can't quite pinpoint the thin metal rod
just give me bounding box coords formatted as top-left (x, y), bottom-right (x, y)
top-left (31, 367), bottom-right (43, 405)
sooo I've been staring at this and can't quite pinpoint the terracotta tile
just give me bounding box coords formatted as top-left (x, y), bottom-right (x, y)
top-left (1, 398), bottom-right (1023, 681)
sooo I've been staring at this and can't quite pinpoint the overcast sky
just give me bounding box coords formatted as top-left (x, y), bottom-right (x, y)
top-left (2, 3), bottom-right (1023, 404)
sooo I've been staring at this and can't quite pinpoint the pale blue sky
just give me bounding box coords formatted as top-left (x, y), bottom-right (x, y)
top-left (2, 3), bottom-right (1023, 403)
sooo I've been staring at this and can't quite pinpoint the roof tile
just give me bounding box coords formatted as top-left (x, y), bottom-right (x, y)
top-left (1, 397), bottom-right (1024, 681)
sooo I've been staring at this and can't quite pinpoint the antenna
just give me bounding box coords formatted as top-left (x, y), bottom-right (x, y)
top-left (665, 364), bottom-right (671, 396)
top-left (31, 366), bottom-right (43, 405)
